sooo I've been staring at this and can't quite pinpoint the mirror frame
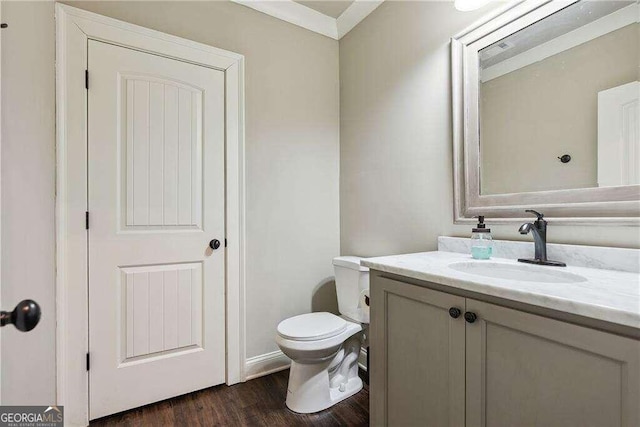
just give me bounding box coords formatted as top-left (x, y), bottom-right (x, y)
top-left (451, 0), bottom-right (640, 225)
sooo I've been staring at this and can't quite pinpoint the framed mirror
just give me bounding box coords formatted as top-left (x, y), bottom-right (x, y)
top-left (452, 0), bottom-right (640, 224)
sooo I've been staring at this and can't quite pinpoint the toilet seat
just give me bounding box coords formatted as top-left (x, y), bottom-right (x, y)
top-left (277, 312), bottom-right (347, 341)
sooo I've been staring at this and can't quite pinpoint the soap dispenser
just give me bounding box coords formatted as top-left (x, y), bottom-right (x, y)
top-left (471, 216), bottom-right (493, 260)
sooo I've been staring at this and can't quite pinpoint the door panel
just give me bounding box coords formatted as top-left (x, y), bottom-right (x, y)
top-left (88, 40), bottom-right (225, 419)
top-left (370, 275), bottom-right (466, 427)
top-left (122, 263), bottom-right (202, 359)
top-left (466, 299), bottom-right (640, 427)
top-left (123, 76), bottom-right (203, 228)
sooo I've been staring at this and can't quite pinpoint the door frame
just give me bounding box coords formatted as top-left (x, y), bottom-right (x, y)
top-left (55, 4), bottom-right (246, 425)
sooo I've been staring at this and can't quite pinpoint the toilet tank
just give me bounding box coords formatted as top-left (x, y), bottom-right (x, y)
top-left (333, 256), bottom-right (369, 323)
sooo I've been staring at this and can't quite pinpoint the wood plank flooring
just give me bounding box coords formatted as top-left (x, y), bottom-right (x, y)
top-left (91, 369), bottom-right (369, 426)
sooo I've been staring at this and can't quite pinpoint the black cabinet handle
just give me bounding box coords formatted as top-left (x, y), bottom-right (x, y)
top-left (209, 239), bottom-right (221, 250)
top-left (464, 312), bottom-right (477, 323)
top-left (449, 307), bottom-right (461, 319)
top-left (0, 300), bottom-right (41, 332)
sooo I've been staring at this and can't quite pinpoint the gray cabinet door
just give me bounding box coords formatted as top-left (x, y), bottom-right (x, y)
top-left (465, 299), bottom-right (640, 427)
top-left (370, 275), bottom-right (466, 427)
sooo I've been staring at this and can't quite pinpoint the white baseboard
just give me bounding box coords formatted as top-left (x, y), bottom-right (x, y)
top-left (245, 350), bottom-right (291, 381)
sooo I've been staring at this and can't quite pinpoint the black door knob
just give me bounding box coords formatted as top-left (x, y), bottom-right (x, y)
top-left (464, 312), bottom-right (477, 323)
top-left (209, 239), bottom-right (221, 250)
top-left (449, 307), bottom-right (461, 319)
top-left (0, 299), bottom-right (41, 332)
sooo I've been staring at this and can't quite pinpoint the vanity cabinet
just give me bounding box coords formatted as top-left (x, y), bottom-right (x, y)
top-left (370, 274), bottom-right (640, 427)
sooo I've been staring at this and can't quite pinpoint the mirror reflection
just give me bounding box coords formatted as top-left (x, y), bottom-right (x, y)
top-left (479, 1), bottom-right (639, 195)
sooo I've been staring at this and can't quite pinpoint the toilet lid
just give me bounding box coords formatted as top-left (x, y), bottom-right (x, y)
top-left (277, 312), bottom-right (347, 341)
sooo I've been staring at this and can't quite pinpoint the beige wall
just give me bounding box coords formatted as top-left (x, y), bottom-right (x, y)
top-left (339, 0), bottom-right (640, 258)
top-left (481, 24), bottom-right (639, 195)
top-left (1, 0), bottom-right (340, 404)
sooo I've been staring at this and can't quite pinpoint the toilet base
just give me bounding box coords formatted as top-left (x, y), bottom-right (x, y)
top-left (285, 334), bottom-right (363, 414)
top-left (285, 361), bottom-right (363, 414)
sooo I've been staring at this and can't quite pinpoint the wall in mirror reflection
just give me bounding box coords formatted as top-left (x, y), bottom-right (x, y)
top-left (479, 0), bottom-right (639, 196)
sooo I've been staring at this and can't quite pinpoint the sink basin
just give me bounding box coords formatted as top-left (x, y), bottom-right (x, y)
top-left (449, 261), bottom-right (587, 284)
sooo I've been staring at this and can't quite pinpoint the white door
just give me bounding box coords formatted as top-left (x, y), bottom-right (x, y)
top-left (597, 81), bottom-right (640, 187)
top-left (87, 40), bottom-right (226, 419)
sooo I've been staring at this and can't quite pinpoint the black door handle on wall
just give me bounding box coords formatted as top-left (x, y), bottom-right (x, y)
top-left (0, 300), bottom-right (41, 332)
top-left (209, 239), bottom-right (221, 250)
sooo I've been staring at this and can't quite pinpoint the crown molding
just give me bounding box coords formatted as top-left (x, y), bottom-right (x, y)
top-left (229, 0), bottom-right (384, 40)
top-left (337, 0), bottom-right (384, 39)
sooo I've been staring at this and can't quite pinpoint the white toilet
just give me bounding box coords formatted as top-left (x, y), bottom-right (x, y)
top-left (275, 256), bottom-right (369, 414)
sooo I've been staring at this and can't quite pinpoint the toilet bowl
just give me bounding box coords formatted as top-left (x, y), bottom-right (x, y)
top-left (275, 256), bottom-right (369, 414)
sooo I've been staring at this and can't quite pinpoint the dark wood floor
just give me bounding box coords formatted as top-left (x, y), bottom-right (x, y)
top-left (91, 369), bottom-right (369, 426)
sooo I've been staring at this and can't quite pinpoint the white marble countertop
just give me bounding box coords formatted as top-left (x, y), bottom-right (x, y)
top-left (362, 251), bottom-right (640, 330)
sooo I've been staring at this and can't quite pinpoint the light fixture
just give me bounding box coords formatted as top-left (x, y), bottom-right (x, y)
top-left (454, 0), bottom-right (491, 11)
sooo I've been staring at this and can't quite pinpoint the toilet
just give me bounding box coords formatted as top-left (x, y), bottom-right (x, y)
top-left (275, 256), bottom-right (369, 414)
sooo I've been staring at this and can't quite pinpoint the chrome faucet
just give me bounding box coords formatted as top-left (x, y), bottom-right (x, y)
top-left (517, 210), bottom-right (566, 267)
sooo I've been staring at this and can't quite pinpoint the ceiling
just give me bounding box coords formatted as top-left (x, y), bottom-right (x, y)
top-left (294, 1), bottom-right (355, 19)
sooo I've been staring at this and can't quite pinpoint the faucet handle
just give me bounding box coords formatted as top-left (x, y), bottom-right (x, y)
top-left (525, 209), bottom-right (544, 221)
